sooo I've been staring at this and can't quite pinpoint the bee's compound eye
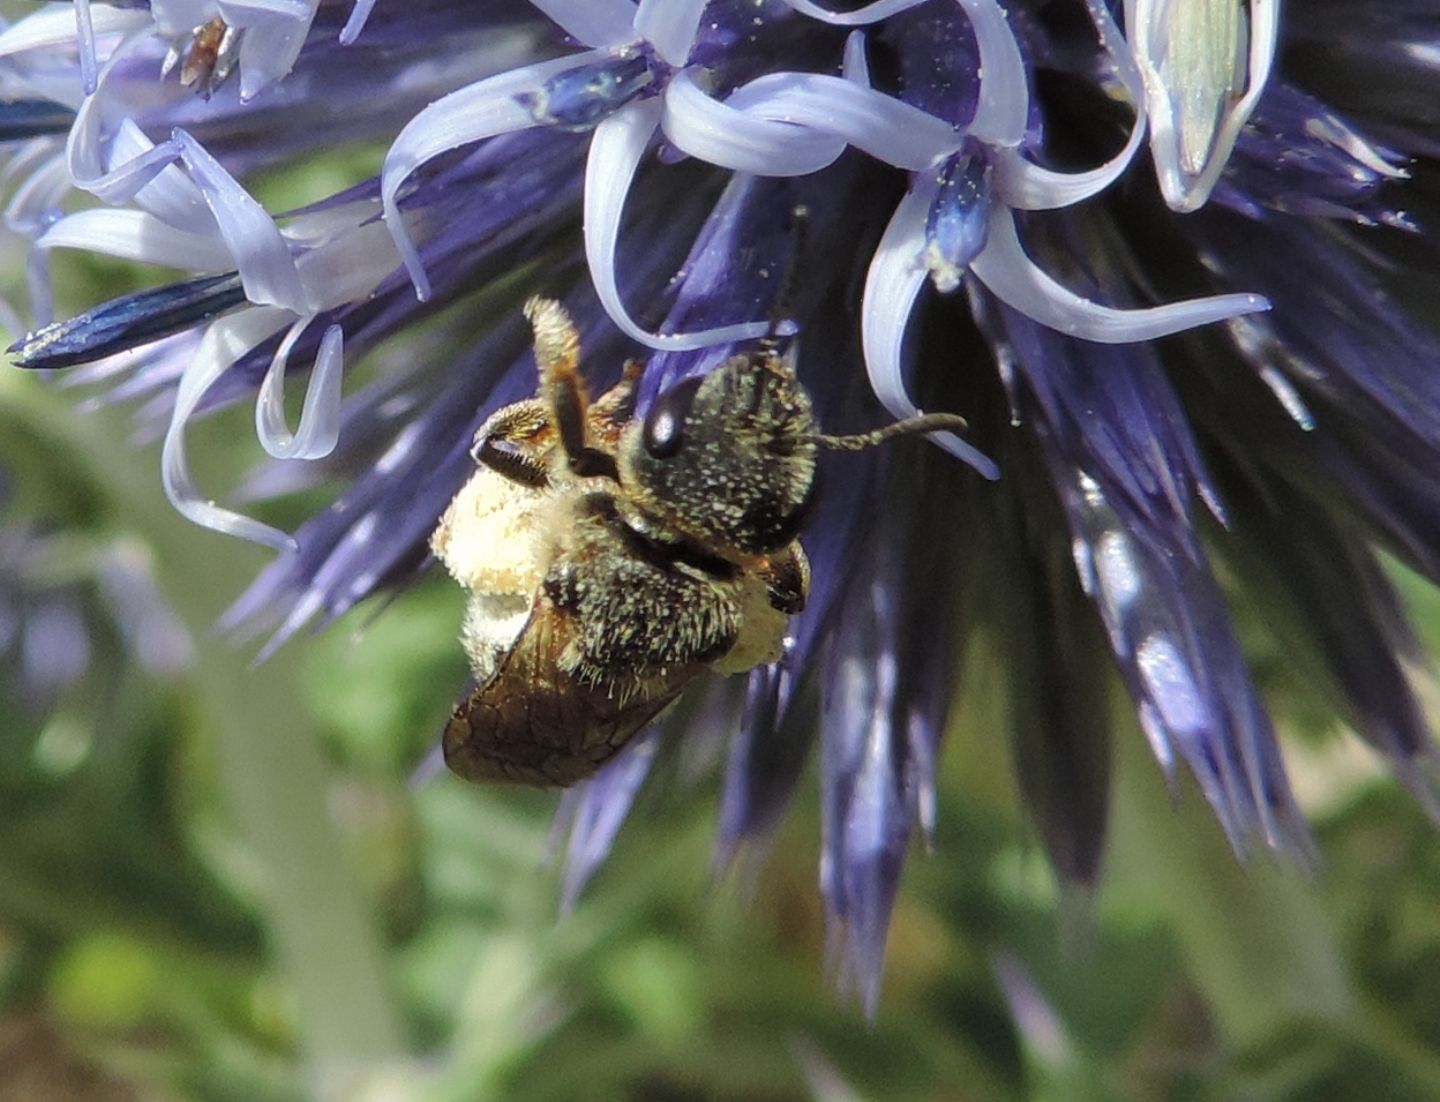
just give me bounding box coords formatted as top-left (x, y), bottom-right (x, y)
top-left (643, 375), bottom-right (704, 459)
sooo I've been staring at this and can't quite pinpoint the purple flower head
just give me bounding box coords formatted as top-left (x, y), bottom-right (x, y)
top-left (6, 0), bottom-right (1440, 1009)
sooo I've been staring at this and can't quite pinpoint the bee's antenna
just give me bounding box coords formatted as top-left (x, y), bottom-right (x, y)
top-left (809, 411), bottom-right (971, 451)
top-left (763, 204), bottom-right (810, 347)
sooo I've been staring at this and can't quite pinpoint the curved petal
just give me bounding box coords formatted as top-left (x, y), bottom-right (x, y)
top-left (68, 116), bottom-right (184, 205)
top-left (380, 49), bottom-right (613, 298)
top-left (724, 71), bottom-right (962, 169)
top-left (528, 0), bottom-right (638, 49)
top-left (970, 206), bottom-right (1268, 342)
top-left (163, 307), bottom-right (297, 549)
top-left (256, 319), bottom-right (345, 459)
top-left (780, 0), bottom-right (932, 25)
top-left (993, 0), bottom-right (1147, 209)
top-left (229, 0), bottom-right (320, 101)
top-left (585, 97), bottom-right (776, 350)
top-left (633, 0), bottom-right (707, 66)
top-left (955, 0), bottom-right (1028, 146)
top-left (36, 208), bottom-right (233, 271)
top-left (0, 3), bottom-right (148, 64)
top-left (861, 177), bottom-right (1001, 478)
top-left (660, 67), bottom-right (847, 176)
top-left (168, 129), bottom-right (308, 312)
top-left (106, 119), bottom-right (218, 235)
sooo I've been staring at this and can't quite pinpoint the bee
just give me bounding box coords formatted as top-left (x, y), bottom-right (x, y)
top-left (431, 297), bottom-right (969, 786)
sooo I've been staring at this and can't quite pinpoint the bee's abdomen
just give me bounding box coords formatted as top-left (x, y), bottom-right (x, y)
top-left (441, 604), bottom-right (691, 787)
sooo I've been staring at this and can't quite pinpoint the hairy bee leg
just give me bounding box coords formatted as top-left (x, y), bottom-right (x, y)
top-left (760, 543), bottom-right (810, 614)
top-left (549, 369), bottom-right (620, 480)
top-left (525, 296), bottom-right (621, 481)
top-left (472, 400), bottom-right (551, 488)
top-left (591, 358), bottom-right (644, 424)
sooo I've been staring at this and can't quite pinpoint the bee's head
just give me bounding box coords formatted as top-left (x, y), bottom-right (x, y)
top-left (617, 348), bottom-right (819, 558)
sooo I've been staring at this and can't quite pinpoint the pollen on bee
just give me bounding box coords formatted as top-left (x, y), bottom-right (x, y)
top-left (523, 297), bottom-right (581, 379)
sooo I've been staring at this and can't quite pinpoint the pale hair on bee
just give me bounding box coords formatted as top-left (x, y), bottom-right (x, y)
top-left (431, 295), bottom-right (971, 786)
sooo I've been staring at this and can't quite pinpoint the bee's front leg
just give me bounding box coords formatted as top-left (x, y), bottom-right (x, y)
top-left (471, 400), bottom-right (551, 488)
top-left (759, 543), bottom-right (810, 614)
top-left (547, 369), bottom-right (620, 481)
top-left (525, 297), bottom-right (620, 482)
top-left (591, 358), bottom-right (644, 426)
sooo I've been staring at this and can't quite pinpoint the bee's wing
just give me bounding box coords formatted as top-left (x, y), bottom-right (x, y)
top-left (442, 601), bottom-right (702, 787)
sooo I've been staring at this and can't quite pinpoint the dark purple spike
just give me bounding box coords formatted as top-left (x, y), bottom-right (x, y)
top-left (685, 2), bottom-right (843, 90)
top-left (1219, 82), bottom-right (1410, 227)
top-left (714, 663), bottom-right (807, 872)
top-left (1215, 461), bottom-right (1440, 819)
top-left (815, 451), bottom-right (969, 1014)
top-left (1286, 2), bottom-right (1440, 157)
top-left (641, 156), bottom-right (889, 401)
top-left (1178, 342), bottom-right (1440, 592)
top-left (1192, 210), bottom-right (1440, 458)
top-left (555, 728), bottom-right (662, 913)
top-left (9, 273), bottom-right (246, 370)
top-left (713, 247), bottom-right (908, 864)
top-left (820, 554), bottom-right (909, 1018)
top-left (990, 302), bottom-right (1312, 859)
top-left (983, 278), bottom-right (1225, 556)
top-left (993, 445), bottom-right (1113, 888)
top-left (0, 98), bottom-right (76, 141)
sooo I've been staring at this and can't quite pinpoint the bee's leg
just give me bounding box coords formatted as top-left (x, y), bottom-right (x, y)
top-left (759, 543), bottom-right (810, 614)
top-left (526, 296), bottom-right (621, 481)
top-left (591, 358), bottom-right (644, 425)
top-left (546, 360), bottom-right (623, 481)
top-left (472, 400), bottom-right (550, 488)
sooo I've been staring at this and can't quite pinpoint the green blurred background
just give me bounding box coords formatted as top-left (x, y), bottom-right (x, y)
top-left (4, 92), bottom-right (1440, 1102)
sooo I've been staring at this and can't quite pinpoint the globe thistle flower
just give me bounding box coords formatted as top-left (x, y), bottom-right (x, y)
top-left (6, 0), bottom-right (1440, 1013)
